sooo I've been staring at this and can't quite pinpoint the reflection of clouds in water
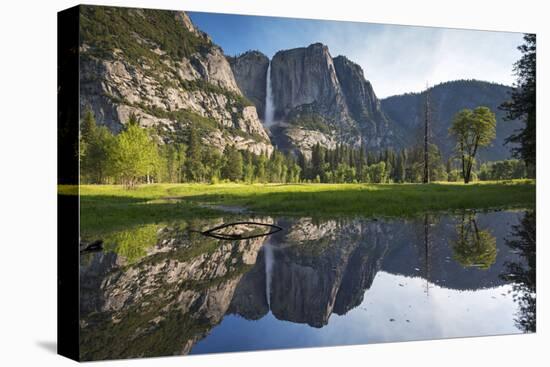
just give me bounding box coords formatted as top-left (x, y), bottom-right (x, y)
top-left (192, 271), bottom-right (521, 354)
top-left (81, 211), bottom-right (532, 358)
top-left (342, 272), bottom-right (519, 343)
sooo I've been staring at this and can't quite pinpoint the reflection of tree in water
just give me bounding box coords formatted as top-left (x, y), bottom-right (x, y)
top-left (500, 211), bottom-right (536, 332)
top-left (409, 213), bottom-right (440, 295)
top-left (422, 213), bottom-right (435, 294)
top-left (452, 211), bottom-right (497, 270)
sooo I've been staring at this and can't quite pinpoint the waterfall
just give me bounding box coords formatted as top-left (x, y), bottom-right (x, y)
top-left (264, 61), bottom-right (275, 126)
top-left (264, 242), bottom-right (274, 309)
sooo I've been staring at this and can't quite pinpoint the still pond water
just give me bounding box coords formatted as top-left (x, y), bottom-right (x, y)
top-left (79, 210), bottom-right (535, 360)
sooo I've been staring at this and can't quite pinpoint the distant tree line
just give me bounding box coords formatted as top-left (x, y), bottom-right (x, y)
top-left (80, 108), bottom-right (528, 187)
top-left (478, 160), bottom-right (528, 181)
top-left (300, 142), bottom-right (448, 183)
top-left (79, 109), bottom-right (302, 187)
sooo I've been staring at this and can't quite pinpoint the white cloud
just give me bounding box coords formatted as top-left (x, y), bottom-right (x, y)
top-left (314, 24), bottom-right (523, 97)
top-left (191, 13), bottom-right (524, 98)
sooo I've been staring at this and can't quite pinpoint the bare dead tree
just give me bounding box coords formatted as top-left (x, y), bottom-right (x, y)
top-left (423, 83), bottom-right (431, 184)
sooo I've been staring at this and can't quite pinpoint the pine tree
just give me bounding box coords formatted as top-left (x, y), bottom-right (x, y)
top-left (296, 151), bottom-right (306, 181)
top-left (221, 145), bottom-right (243, 181)
top-left (500, 34), bottom-right (536, 173)
top-left (311, 143), bottom-right (324, 180)
top-left (185, 125), bottom-right (203, 181)
top-left (243, 151), bottom-right (255, 183)
top-left (80, 108), bottom-right (96, 142)
top-left (396, 151), bottom-right (406, 183)
top-left (79, 109), bottom-right (115, 184)
top-left (256, 153), bottom-right (267, 183)
top-left (358, 143), bottom-right (367, 179)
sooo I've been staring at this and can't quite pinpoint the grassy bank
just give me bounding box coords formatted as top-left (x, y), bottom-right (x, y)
top-left (59, 180), bottom-right (535, 236)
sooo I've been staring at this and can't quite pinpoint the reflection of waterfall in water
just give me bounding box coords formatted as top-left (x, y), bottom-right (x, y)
top-left (264, 242), bottom-right (275, 309)
top-left (264, 61), bottom-right (275, 127)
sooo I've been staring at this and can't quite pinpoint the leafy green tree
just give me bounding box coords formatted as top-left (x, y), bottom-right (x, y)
top-left (221, 145), bottom-right (243, 181)
top-left (160, 143), bottom-right (186, 183)
top-left (110, 121), bottom-right (159, 188)
top-left (500, 34), bottom-right (536, 172)
top-left (447, 169), bottom-right (462, 182)
top-left (333, 163), bottom-right (355, 183)
top-left (449, 106), bottom-right (496, 183)
top-left (367, 161), bottom-right (386, 183)
top-left (478, 159), bottom-right (527, 181)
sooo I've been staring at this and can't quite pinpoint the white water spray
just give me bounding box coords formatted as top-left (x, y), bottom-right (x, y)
top-left (264, 61), bottom-right (275, 127)
top-left (264, 242), bottom-right (275, 309)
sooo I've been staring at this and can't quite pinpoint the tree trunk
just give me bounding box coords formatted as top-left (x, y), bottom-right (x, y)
top-left (462, 154), bottom-right (468, 183)
top-left (423, 86), bottom-right (430, 184)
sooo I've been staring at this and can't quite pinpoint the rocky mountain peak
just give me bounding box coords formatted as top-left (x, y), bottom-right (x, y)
top-left (332, 54), bottom-right (391, 146)
top-left (175, 11), bottom-right (198, 34)
top-left (333, 55), bottom-right (365, 79)
top-left (271, 42), bottom-right (344, 120)
top-left (228, 51), bottom-right (270, 119)
top-left (230, 42), bottom-right (396, 156)
top-left (79, 6), bottom-right (273, 156)
top-left (79, 6), bottom-right (519, 162)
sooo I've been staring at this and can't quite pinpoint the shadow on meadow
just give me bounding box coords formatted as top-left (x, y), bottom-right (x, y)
top-left (184, 182), bottom-right (535, 217)
top-left (79, 194), bottom-right (221, 237)
top-left (71, 181), bottom-right (534, 237)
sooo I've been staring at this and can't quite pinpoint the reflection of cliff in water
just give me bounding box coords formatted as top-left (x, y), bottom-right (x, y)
top-left (229, 212), bottom-right (521, 327)
top-left (230, 218), bottom-right (390, 327)
top-left (79, 211), bottom-right (532, 360)
top-left (79, 219), bottom-right (272, 360)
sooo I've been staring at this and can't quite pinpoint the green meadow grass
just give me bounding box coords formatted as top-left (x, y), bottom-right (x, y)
top-left (60, 180), bottom-right (535, 237)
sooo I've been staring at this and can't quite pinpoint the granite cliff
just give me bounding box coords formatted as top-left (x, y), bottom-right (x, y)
top-left (228, 51), bottom-right (270, 121)
top-left (79, 6), bottom-right (273, 155)
top-left (79, 6), bottom-right (519, 162)
top-left (230, 44), bottom-right (397, 158)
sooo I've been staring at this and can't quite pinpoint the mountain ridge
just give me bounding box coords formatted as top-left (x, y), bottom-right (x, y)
top-left (79, 6), bottom-right (521, 162)
top-left (381, 79), bottom-right (521, 160)
top-left (230, 43), bottom-right (400, 158)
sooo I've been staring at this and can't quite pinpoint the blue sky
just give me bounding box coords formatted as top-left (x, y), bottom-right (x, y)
top-left (189, 11), bottom-right (524, 98)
